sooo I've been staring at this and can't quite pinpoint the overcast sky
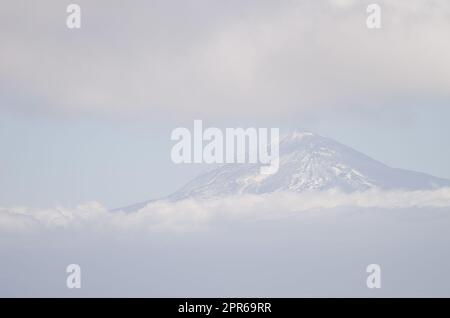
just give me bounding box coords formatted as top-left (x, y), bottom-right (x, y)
top-left (1, 0), bottom-right (450, 207)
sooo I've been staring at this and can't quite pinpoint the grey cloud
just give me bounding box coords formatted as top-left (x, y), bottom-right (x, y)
top-left (1, 0), bottom-right (450, 119)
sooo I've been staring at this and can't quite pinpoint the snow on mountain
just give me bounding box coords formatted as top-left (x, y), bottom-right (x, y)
top-left (118, 131), bottom-right (450, 211)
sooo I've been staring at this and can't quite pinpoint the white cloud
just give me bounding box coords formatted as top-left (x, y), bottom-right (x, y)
top-left (1, 0), bottom-right (449, 119)
top-left (2, 188), bottom-right (450, 232)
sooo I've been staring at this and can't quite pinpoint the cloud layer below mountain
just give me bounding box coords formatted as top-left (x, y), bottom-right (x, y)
top-left (2, 190), bottom-right (450, 297)
top-left (2, 188), bottom-right (450, 232)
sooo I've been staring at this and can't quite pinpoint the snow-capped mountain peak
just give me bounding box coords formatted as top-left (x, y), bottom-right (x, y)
top-left (168, 131), bottom-right (450, 201)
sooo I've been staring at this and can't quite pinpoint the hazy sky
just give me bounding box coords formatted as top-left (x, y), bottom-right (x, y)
top-left (1, 0), bottom-right (450, 207)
